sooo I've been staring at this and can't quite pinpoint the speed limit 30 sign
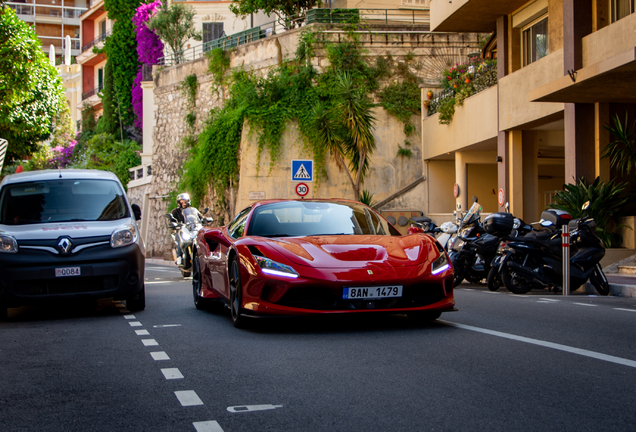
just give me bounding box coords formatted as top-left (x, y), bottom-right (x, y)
top-left (295, 183), bottom-right (309, 197)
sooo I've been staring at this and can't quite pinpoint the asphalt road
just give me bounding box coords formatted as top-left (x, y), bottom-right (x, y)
top-left (1, 264), bottom-right (636, 432)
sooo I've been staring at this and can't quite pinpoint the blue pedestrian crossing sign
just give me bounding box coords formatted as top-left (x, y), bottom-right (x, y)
top-left (291, 159), bottom-right (313, 182)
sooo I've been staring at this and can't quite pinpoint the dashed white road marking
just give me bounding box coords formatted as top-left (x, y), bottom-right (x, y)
top-left (227, 404), bottom-right (283, 413)
top-left (193, 421), bottom-right (224, 432)
top-left (539, 298), bottom-right (560, 302)
top-left (142, 339), bottom-right (158, 346)
top-left (124, 314), bottom-right (136, 319)
top-left (537, 301), bottom-right (554, 303)
top-left (615, 308), bottom-right (636, 313)
top-left (129, 321), bottom-right (142, 327)
top-left (175, 390), bottom-right (204, 406)
top-left (135, 329), bottom-right (150, 336)
top-left (485, 291), bottom-right (500, 294)
top-left (153, 324), bottom-right (182, 328)
top-left (573, 302), bottom-right (598, 307)
top-left (161, 368), bottom-right (184, 380)
top-left (151, 351), bottom-right (170, 361)
top-left (441, 320), bottom-right (636, 369)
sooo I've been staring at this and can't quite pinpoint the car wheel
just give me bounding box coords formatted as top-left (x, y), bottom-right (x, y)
top-left (192, 250), bottom-right (207, 310)
top-left (126, 285), bottom-right (146, 311)
top-left (181, 269), bottom-right (191, 278)
top-left (229, 257), bottom-right (248, 329)
top-left (486, 267), bottom-right (502, 291)
top-left (408, 311), bottom-right (442, 325)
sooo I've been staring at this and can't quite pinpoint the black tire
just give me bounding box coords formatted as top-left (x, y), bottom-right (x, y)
top-left (486, 266), bottom-right (502, 291)
top-left (590, 266), bottom-right (610, 296)
top-left (450, 253), bottom-right (467, 287)
top-left (192, 250), bottom-right (207, 310)
top-left (181, 269), bottom-right (191, 278)
top-left (229, 257), bottom-right (248, 328)
top-left (127, 285), bottom-right (146, 311)
top-left (501, 261), bottom-right (532, 294)
top-left (408, 310), bottom-right (442, 325)
top-left (0, 301), bottom-right (7, 321)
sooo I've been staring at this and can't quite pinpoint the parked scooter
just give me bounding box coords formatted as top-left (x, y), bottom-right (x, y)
top-left (448, 197), bottom-right (487, 286)
top-left (498, 202), bottom-right (609, 295)
top-left (165, 207), bottom-right (213, 277)
top-left (409, 213), bottom-right (458, 253)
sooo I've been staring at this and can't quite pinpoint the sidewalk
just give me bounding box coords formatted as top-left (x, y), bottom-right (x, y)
top-left (600, 274), bottom-right (636, 298)
top-left (145, 257), bottom-right (177, 268)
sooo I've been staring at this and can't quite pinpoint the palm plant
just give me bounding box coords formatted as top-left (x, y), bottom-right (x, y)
top-left (603, 113), bottom-right (636, 176)
top-left (549, 177), bottom-right (629, 247)
top-left (359, 190), bottom-right (377, 208)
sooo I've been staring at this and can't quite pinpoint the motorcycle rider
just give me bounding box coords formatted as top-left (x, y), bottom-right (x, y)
top-left (171, 193), bottom-right (201, 265)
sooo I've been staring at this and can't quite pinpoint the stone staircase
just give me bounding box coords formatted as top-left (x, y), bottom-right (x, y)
top-left (598, 254), bottom-right (636, 297)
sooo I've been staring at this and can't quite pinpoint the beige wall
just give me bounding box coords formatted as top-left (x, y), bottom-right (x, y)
top-left (426, 160), bottom-right (455, 214)
top-left (498, 49), bottom-right (564, 130)
top-left (467, 163), bottom-right (498, 212)
top-left (430, 0), bottom-right (469, 31)
top-left (582, 11), bottom-right (636, 67)
top-left (422, 86), bottom-right (498, 160)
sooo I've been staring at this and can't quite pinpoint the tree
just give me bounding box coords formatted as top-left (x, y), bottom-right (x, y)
top-left (147, 3), bottom-right (201, 64)
top-left (229, 0), bottom-right (321, 28)
top-left (0, 7), bottom-right (65, 159)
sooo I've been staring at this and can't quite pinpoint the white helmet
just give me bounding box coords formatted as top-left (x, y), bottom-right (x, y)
top-left (176, 193), bottom-right (191, 207)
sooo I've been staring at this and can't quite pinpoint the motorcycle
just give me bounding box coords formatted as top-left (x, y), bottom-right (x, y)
top-left (409, 214), bottom-right (458, 253)
top-left (498, 202), bottom-right (609, 295)
top-left (448, 198), bottom-right (487, 286)
top-left (165, 207), bottom-right (213, 278)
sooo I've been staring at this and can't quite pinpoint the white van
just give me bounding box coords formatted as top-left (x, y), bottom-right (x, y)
top-left (0, 169), bottom-right (145, 319)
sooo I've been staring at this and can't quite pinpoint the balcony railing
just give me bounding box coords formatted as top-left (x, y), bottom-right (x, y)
top-left (158, 8), bottom-right (430, 66)
top-left (6, 2), bottom-right (86, 19)
top-left (82, 85), bottom-right (103, 101)
top-left (40, 36), bottom-right (81, 50)
top-left (82, 31), bottom-right (111, 52)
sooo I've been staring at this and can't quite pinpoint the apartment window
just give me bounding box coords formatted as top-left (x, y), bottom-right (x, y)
top-left (100, 20), bottom-right (106, 36)
top-left (97, 68), bottom-right (103, 91)
top-left (611, 0), bottom-right (634, 22)
top-left (203, 22), bottom-right (224, 44)
top-left (522, 16), bottom-right (548, 67)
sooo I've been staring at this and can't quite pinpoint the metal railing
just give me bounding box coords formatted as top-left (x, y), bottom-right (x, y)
top-left (158, 8), bottom-right (430, 66)
top-left (82, 31), bottom-right (111, 53)
top-left (40, 36), bottom-right (81, 50)
top-left (82, 85), bottom-right (103, 101)
top-left (6, 2), bottom-right (86, 19)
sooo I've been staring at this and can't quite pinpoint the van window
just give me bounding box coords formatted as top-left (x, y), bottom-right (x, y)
top-left (0, 179), bottom-right (130, 225)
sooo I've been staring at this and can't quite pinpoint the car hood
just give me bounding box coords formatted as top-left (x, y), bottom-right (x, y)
top-left (0, 219), bottom-right (135, 240)
top-left (267, 235), bottom-right (436, 268)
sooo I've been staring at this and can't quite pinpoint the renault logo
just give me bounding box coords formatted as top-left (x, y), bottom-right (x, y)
top-left (58, 237), bottom-right (72, 255)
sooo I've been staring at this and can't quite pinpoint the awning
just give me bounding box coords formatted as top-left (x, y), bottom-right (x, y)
top-left (529, 48), bottom-right (636, 104)
top-left (432, 0), bottom-right (530, 32)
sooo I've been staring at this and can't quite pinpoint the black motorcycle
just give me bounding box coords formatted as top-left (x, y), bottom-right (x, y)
top-left (499, 203), bottom-right (609, 295)
top-left (448, 198), bottom-right (487, 286)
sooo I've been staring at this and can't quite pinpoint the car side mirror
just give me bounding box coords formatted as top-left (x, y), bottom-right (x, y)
top-left (131, 203), bottom-right (142, 221)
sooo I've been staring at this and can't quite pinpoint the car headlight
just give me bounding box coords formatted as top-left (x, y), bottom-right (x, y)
top-left (0, 234), bottom-right (18, 253)
top-left (111, 225), bottom-right (138, 248)
top-left (431, 252), bottom-right (450, 275)
top-left (254, 255), bottom-right (299, 278)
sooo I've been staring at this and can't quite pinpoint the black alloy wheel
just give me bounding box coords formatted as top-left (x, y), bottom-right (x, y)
top-left (501, 259), bottom-right (532, 294)
top-left (590, 265), bottom-right (610, 296)
top-left (486, 267), bottom-right (502, 291)
top-left (192, 250), bottom-right (206, 310)
top-left (450, 253), bottom-right (467, 287)
top-left (229, 258), bottom-right (248, 328)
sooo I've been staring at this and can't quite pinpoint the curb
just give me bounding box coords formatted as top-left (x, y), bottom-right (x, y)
top-left (583, 282), bottom-right (636, 298)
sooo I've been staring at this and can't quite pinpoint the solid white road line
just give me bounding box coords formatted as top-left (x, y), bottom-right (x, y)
top-left (124, 314), bottom-right (136, 319)
top-left (129, 321), bottom-right (142, 327)
top-left (614, 308), bottom-right (636, 313)
top-left (441, 320), bottom-right (636, 369)
top-left (142, 339), bottom-right (158, 346)
top-left (151, 351), bottom-right (170, 361)
top-left (161, 368), bottom-right (184, 380)
top-left (145, 281), bottom-right (171, 285)
top-left (573, 303), bottom-right (598, 307)
top-left (536, 301), bottom-right (554, 303)
top-left (193, 421), bottom-right (224, 432)
top-left (175, 390), bottom-right (204, 406)
top-left (135, 330), bottom-right (150, 336)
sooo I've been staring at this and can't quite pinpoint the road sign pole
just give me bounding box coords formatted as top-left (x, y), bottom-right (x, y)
top-left (562, 225), bottom-right (570, 296)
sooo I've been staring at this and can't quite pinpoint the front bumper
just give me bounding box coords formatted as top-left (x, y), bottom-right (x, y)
top-left (0, 241), bottom-right (144, 307)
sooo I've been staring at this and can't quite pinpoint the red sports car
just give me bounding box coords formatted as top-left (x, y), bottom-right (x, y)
top-left (192, 199), bottom-right (455, 327)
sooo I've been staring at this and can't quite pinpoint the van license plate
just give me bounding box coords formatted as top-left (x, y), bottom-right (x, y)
top-left (343, 286), bottom-right (402, 300)
top-left (55, 267), bottom-right (81, 277)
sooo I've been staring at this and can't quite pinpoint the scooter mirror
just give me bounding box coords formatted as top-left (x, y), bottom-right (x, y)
top-left (204, 207), bottom-right (210, 214)
top-left (472, 196), bottom-right (478, 203)
top-left (582, 201), bottom-right (590, 211)
top-left (505, 202), bottom-right (510, 212)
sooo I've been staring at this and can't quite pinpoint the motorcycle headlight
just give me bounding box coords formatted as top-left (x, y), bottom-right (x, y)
top-left (111, 225), bottom-right (138, 248)
top-left (431, 252), bottom-right (450, 275)
top-left (0, 234), bottom-right (18, 253)
top-left (254, 255), bottom-right (299, 278)
top-left (180, 230), bottom-right (193, 242)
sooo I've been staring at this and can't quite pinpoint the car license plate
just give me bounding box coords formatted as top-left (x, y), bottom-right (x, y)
top-left (55, 267), bottom-right (81, 277)
top-left (343, 286), bottom-right (402, 300)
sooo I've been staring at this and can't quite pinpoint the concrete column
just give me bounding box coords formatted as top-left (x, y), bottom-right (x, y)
top-left (522, 131), bottom-right (539, 221)
top-left (565, 103), bottom-right (596, 184)
top-left (455, 151), bottom-right (468, 212)
top-left (496, 15), bottom-right (509, 212)
top-left (141, 80), bottom-right (156, 166)
top-left (509, 131), bottom-right (523, 217)
top-left (563, 0), bottom-right (593, 73)
top-left (595, 103), bottom-right (611, 182)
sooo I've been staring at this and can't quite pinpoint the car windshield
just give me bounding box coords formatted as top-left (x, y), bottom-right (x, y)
top-left (246, 201), bottom-right (401, 237)
top-left (0, 179), bottom-right (130, 225)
